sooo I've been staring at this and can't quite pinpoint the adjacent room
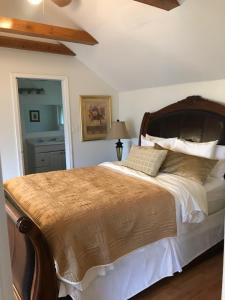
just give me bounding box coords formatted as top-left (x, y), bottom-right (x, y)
top-left (17, 78), bottom-right (67, 174)
top-left (0, 0), bottom-right (225, 300)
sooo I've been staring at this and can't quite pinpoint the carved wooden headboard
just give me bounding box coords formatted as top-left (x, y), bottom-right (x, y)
top-left (139, 95), bottom-right (225, 146)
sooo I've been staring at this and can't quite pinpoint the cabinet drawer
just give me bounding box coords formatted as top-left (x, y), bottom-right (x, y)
top-left (35, 166), bottom-right (51, 173)
top-left (35, 144), bottom-right (65, 153)
top-left (35, 153), bottom-right (50, 167)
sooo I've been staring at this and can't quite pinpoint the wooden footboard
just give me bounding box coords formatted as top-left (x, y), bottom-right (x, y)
top-left (4, 188), bottom-right (224, 300)
top-left (5, 191), bottom-right (59, 300)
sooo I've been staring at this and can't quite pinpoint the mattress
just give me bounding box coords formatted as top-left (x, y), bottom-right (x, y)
top-left (205, 178), bottom-right (225, 215)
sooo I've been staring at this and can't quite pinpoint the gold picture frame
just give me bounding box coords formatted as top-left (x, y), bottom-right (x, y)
top-left (80, 95), bottom-right (112, 141)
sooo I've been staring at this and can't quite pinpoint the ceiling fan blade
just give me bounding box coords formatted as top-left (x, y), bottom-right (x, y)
top-left (51, 0), bottom-right (72, 7)
top-left (134, 0), bottom-right (180, 11)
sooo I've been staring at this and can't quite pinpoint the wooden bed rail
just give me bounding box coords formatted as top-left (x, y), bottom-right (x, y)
top-left (5, 197), bottom-right (31, 229)
top-left (5, 192), bottom-right (59, 300)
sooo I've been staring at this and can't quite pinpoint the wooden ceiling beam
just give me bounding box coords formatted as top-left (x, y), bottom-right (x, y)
top-left (0, 35), bottom-right (76, 56)
top-left (134, 0), bottom-right (180, 11)
top-left (0, 17), bottom-right (98, 45)
top-left (51, 0), bottom-right (72, 7)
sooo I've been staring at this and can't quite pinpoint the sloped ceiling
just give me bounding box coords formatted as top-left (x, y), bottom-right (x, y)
top-left (1, 0), bottom-right (225, 91)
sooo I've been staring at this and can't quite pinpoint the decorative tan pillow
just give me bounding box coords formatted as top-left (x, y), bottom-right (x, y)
top-left (122, 145), bottom-right (168, 177)
top-left (155, 144), bottom-right (218, 184)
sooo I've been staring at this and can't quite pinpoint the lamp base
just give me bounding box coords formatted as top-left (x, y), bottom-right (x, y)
top-left (116, 139), bottom-right (123, 161)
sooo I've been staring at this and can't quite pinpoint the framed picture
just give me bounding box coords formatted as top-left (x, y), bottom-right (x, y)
top-left (80, 95), bottom-right (112, 141)
top-left (29, 110), bottom-right (40, 122)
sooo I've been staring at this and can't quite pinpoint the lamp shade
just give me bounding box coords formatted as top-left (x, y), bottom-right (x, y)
top-left (107, 121), bottom-right (130, 140)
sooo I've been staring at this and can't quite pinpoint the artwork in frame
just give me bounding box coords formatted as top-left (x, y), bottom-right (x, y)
top-left (80, 95), bottom-right (112, 141)
top-left (29, 110), bottom-right (40, 122)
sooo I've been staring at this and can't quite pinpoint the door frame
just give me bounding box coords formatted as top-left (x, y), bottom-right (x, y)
top-left (10, 73), bottom-right (73, 175)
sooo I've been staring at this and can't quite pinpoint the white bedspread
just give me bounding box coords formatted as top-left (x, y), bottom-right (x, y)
top-left (57, 162), bottom-right (208, 293)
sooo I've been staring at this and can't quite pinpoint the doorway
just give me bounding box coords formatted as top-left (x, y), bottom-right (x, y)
top-left (11, 74), bottom-right (73, 176)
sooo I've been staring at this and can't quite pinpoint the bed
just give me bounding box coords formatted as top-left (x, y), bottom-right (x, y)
top-left (5, 95), bottom-right (225, 300)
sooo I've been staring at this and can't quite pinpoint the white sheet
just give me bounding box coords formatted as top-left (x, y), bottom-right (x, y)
top-left (57, 162), bottom-right (210, 296)
top-left (101, 162), bottom-right (208, 224)
top-left (205, 178), bottom-right (225, 214)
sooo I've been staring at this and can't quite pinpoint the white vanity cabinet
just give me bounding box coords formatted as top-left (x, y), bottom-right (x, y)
top-left (27, 142), bottom-right (66, 173)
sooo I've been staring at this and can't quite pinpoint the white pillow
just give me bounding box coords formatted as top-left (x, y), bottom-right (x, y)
top-left (173, 139), bottom-right (218, 159)
top-left (209, 145), bottom-right (225, 179)
top-left (145, 134), bottom-right (177, 150)
top-left (141, 135), bottom-right (155, 147)
top-left (213, 145), bottom-right (225, 160)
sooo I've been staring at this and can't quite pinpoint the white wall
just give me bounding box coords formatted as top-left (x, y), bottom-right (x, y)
top-left (0, 159), bottom-right (13, 300)
top-left (119, 79), bottom-right (225, 157)
top-left (0, 48), bottom-right (119, 180)
top-left (120, 79), bottom-right (225, 136)
top-left (61, 0), bottom-right (225, 91)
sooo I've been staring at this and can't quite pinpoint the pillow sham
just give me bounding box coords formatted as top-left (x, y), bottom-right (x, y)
top-left (141, 135), bottom-right (155, 147)
top-left (213, 145), bottom-right (225, 160)
top-left (209, 160), bottom-right (225, 179)
top-left (155, 144), bottom-right (218, 184)
top-left (209, 145), bottom-right (225, 179)
top-left (143, 134), bottom-right (177, 149)
top-left (122, 145), bottom-right (168, 177)
top-left (173, 139), bottom-right (218, 159)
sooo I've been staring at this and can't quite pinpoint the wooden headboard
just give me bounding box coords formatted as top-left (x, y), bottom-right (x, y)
top-left (139, 95), bottom-right (225, 146)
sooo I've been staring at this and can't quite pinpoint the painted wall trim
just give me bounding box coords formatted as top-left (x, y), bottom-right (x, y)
top-left (10, 73), bottom-right (74, 175)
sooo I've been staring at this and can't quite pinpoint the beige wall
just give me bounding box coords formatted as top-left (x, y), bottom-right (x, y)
top-left (0, 48), bottom-right (119, 180)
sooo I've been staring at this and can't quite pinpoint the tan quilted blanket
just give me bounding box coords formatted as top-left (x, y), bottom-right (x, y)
top-left (4, 166), bottom-right (176, 282)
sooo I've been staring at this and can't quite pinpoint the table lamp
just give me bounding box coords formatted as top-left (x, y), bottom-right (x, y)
top-left (107, 120), bottom-right (130, 161)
